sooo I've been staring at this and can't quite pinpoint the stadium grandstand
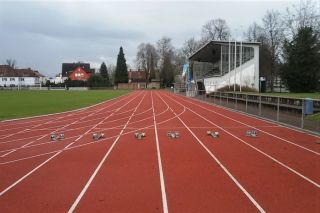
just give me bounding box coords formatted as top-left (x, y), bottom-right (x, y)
top-left (183, 40), bottom-right (260, 95)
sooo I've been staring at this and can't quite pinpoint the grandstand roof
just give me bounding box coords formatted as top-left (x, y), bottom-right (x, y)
top-left (189, 40), bottom-right (260, 63)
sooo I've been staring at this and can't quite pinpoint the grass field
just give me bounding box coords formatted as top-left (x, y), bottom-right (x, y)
top-left (262, 92), bottom-right (320, 99)
top-left (0, 90), bottom-right (130, 120)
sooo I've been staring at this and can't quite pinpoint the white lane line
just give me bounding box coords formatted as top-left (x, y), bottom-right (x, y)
top-left (176, 94), bottom-right (320, 153)
top-left (0, 91), bottom-right (132, 124)
top-left (68, 92), bottom-right (147, 213)
top-left (0, 101), bottom-right (183, 166)
top-left (0, 92), bottom-right (132, 138)
top-left (151, 91), bottom-right (169, 213)
top-left (157, 92), bottom-right (265, 213)
top-left (0, 93), bottom-right (136, 157)
top-left (165, 93), bottom-right (320, 188)
top-left (0, 93), bottom-right (140, 197)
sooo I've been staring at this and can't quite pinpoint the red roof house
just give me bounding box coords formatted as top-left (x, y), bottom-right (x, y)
top-left (128, 70), bottom-right (146, 83)
top-left (68, 66), bottom-right (91, 81)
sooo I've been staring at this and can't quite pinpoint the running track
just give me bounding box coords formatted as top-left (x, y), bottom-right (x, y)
top-left (0, 90), bottom-right (319, 212)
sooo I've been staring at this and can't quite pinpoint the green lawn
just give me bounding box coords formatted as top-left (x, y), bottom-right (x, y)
top-left (0, 90), bottom-right (130, 120)
top-left (263, 92), bottom-right (320, 99)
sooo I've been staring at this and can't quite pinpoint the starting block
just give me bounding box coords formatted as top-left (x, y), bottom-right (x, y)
top-left (134, 132), bottom-right (146, 140)
top-left (315, 141), bottom-right (320, 144)
top-left (50, 133), bottom-right (65, 141)
top-left (93, 132), bottom-right (105, 141)
top-left (246, 130), bottom-right (257, 137)
top-left (167, 131), bottom-right (180, 139)
top-left (207, 131), bottom-right (219, 138)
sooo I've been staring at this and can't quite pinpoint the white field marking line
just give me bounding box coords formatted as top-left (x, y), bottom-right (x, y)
top-left (175, 94), bottom-right (320, 156)
top-left (0, 95), bottom-right (123, 139)
top-left (0, 93), bottom-right (137, 157)
top-left (0, 95), bottom-right (131, 137)
top-left (151, 91), bottom-right (169, 213)
top-left (157, 92), bottom-right (265, 213)
top-left (0, 103), bottom-right (154, 154)
top-left (0, 134), bottom-right (46, 145)
top-left (0, 91), bottom-right (133, 124)
top-left (0, 99), bottom-right (184, 165)
top-left (86, 107), bottom-right (152, 126)
top-left (0, 93), bottom-right (140, 197)
top-left (0, 106), bottom-right (117, 133)
top-left (0, 135), bottom-right (80, 154)
top-left (72, 98), bottom-right (147, 143)
top-left (68, 91), bottom-right (147, 213)
top-left (0, 92), bottom-right (139, 155)
top-left (0, 92), bottom-right (132, 135)
top-left (165, 93), bottom-right (320, 188)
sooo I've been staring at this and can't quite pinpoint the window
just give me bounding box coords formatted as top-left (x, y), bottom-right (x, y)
top-left (2, 78), bottom-right (7, 81)
top-left (10, 78), bottom-right (15, 81)
top-left (20, 78), bottom-right (24, 81)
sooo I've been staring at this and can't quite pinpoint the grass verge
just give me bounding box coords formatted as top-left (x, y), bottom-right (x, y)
top-left (0, 90), bottom-right (130, 120)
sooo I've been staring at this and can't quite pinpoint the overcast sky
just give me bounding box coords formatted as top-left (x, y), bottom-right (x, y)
top-left (0, 0), bottom-right (301, 77)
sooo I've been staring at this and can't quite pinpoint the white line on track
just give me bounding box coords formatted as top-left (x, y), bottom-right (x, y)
top-left (0, 92), bottom-right (132, 136)
top-left (157, 92), bottom-right (265, 213)
top-left (0, 92), bottom-right (141, 197)
top-left (151, 91), bottom-right (169, 213)
top-left (0, 91), bottom-right (132, 124)
top-left (0, 97), bottom-right (183, 165)
top-left (68, 91), bottom-right (147, 212)
top-left (177, 94), bottom-right (320, 153)
top-left (0, 92), bottom-right (136, 157)
top-left (164, 93), bottom-right (320, 188)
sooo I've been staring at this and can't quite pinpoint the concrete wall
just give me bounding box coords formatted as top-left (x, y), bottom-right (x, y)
top-left (118, 83), bottom-right (146, 89)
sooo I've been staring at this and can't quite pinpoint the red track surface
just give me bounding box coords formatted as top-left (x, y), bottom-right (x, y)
top-left (0, 90), bottom-right (319, 212)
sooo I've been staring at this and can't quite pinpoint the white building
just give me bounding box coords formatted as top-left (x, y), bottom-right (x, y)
top-left (188, 40), bottom-right (260, 93)
top-left (0, 65), bottom-right (45, 87)
top-left (50, 73), bottom-right (67, 84)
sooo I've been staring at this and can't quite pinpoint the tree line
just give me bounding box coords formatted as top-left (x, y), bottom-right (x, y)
top-left (134, 0), bottom-right (319, 92)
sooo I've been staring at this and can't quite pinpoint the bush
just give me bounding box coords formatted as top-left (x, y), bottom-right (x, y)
top-left (87, 74), bottom-right (109, 88)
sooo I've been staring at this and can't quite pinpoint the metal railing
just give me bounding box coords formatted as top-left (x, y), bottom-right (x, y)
top-left (172, 89), bottom-right (320, 134)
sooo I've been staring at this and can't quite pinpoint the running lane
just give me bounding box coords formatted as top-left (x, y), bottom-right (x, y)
top-left (0, 91), bottom-right (141, 212)
top-left (71, 91), bottom-right (163, 212)
top-left (153, 91), bottom-right (259, 212)
top-left (162, 91), bottom-right (319, 212)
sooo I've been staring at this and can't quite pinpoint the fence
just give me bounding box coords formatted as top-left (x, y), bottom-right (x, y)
top-left (173, 89), bottom-right (320, 134)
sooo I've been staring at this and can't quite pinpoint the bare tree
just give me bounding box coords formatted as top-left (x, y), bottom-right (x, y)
top-left (5, 59), bottom-right (16, 69)
top-left (135, 43), bottom-right (159, 81)
top-left (157, 37), bottom-right (176, 86)
top-left (262, 10), bottom-right (285, 91)
top-left (245, 22), bottom-right (264, 42)
top-left (283, 0), bottom-right (320, 39)
top-left (201, 19), bottom-right (230, 43)
top-left (181, 37), bottom-right (201, 59)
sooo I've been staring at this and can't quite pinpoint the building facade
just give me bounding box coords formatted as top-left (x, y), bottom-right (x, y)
top-left (0, 65), bottom-right (45, 87)
top-left (69, 66), bottom-right (91, 81)
top-left (62, 62), bottom-right (94, 77)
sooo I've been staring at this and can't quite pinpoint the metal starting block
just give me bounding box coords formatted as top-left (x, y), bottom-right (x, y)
top-left (93, 132), bottom-right (105, 141)
top-left (50, 133), bottom-right (65, 141)
top-left (134, 132), bottom-right (146, 140)
top-left (167, 131), bottom-right (180, 139)
top-left (207, 131), bottom-right (219, 138)
top-left (315, 141), bottom-right (320, 144)
top-left (246, 130), bottom-right (257, 137)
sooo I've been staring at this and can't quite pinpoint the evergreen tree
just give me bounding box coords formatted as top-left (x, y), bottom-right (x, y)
top-left (281, 27), bottom-right (320, 92)
top-left (100, 62), bottom-right (110, 85)
top-left (115, 47), bottom-right (128, 85)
